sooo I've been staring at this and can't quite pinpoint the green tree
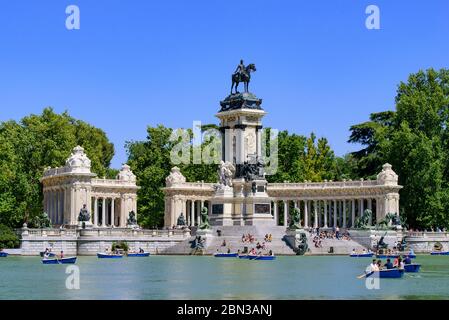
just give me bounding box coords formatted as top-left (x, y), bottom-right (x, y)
top-left (0, 108), bottom-right (114, 228)
top-left (348, 68), bottom-right (449, 229)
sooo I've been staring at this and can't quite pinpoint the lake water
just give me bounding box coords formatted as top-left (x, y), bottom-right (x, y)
top-left (1, 255), bottom-right (449, 299)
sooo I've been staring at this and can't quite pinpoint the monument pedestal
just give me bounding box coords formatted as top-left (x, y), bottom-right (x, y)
top-left (210, 186), bottom-right (235, 226)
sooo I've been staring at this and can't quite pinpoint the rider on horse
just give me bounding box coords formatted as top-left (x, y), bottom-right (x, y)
top-left (234, 59), bottom-right (248, 80)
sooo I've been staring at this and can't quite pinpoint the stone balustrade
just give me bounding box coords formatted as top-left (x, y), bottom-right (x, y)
top-left (268, 179), bottom-right (378, 190)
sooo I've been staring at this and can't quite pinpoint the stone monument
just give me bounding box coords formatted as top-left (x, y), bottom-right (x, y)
top-left (209, 60), bottom-right (274, 226)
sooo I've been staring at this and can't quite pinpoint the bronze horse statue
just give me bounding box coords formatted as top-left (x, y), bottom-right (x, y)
top-left (231, 63), bottom-right (256, 94)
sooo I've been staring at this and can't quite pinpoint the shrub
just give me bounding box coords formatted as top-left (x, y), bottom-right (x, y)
top-left (0, 224), bottom-right (20, 249)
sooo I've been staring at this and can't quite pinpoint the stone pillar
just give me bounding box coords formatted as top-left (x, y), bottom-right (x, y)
top-left (236, 126), bottom-right (246, 165)
top-left (200, 200), bottom-right (205, 226)
top-left (283, 200), bottom-right (288, 227)
top-left (197, 201), bottom-right (201, 226)
top-left (111, 198), bottom-right (115, 227)
top-left (273, 201), bottom-right (278, 226)
top-left (224, 128), bottom-right (232, 163)
top-left (360, 199), bottom-right (364, 217)
top-left (94, 197), bottom-right (98, 226)
top-left (367, 199), bottom-right (372, 226)
top-left (171, 197), bottom-right (176, 228)
top-left (351, 199), bottom-right (355, 228)
top-left (343, 199), bottom-right (347, 228)
top-left (102, 198), bottom-right (106, 227)
top-left (256, 127), bottom-right (262, 159)
top-left (323, 200), bottom-right (328, 228)
top-left (304, 200), bottom-right (308, 228)
top-left (333, 199), bottom-right (337, 228)
top-left (190, 200), bottom-right (195, 227)
top-left (313, 200), bottom-right (318, 228)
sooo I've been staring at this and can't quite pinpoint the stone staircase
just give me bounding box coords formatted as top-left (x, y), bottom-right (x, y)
top-left (204, 226), bottom-right (296, 255)
top-left (305, 232), bottom-right (367, 255)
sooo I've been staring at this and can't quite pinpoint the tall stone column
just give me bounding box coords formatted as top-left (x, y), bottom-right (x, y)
top-left (236, 125), bottom-right (246, 165)
top-left (323, 200), bottom-right (328, 228)
top-left (351, 199), bottom-right (355, 228)
top-left (360, 199), bottom-right (364, 217)
top-left (367, 199), bottom-right (372, 226)
top-left (313, 200), bottom-right (318, 228)
top-left (102, 198), bottom-right (106, 227)
top-left (283, 200), bottom-right (288, 227)
top-left (304, 200), bottom-right (308, 228)
top-left (333, 199), bottom-right (337, 228)
top-left (343, 199), bottom-right (347, 228)
top-left (94, 197), bottom-right (98, 226)
top-left (256, 126), bottom-right (262, 159)
top-left (190, 201), bottom-right (195, 227)
top-left (273, 201), bottom-right (278, 226)
top-left (170, 197), bottom-right (175, 228)
top-left (223, 127), bottom-right (233, 163)
top-left (197, 200), bottom-right (201, 226)
top-left (111, 198), bottom-right (115, 227)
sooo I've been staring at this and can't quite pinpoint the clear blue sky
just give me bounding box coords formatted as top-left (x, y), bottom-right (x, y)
top-left (1, 0), bottom-right (448, 168)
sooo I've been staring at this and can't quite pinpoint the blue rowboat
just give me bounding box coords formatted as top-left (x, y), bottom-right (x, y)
top-left (254, 255), bottom-right (276, 261)
top-left (430, 251), bottom-right (449, 255)
top-left (0, 252), bottom-right (8, 257)
top-left (376, 254), bottom-right (399, 259)
top-left (402, 254), bottom-right (416, 259)
top-left (365, 269), bottom-right (404, 279)
top-left (214, 253), bottom-right (238, 258)
top-left (350, 253), bottom-right (374, 258)
top-left (238, 254), bottom-right (255, 259)
top-left (404, 264), bottom-right (421, 273)
top-left (42, 256), bottom-right (77, 264)
top-left (127, 252), bottom-right (150, 257)
top-left (40, 252), bottom-right (56, 257)
top-left (97, 253), bottom-right (123, 259)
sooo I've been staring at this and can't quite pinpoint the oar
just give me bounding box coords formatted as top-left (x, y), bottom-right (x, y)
top-left (357, 273), bottom-right (367, 279)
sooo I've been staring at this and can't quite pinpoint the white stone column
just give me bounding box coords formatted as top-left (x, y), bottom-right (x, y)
top-left (323, 200), bottom-right (328, 228)
top-left (351, 199), bottom-right (355, 227)
top-left (273, 201), bottom-right (278, 226)
top-left (224, 128), bottom-right (233, 163)
top-left (343, 199), bottom-right (347, 228)
top-left (313, 200), bottom-right (318, 228)
top-left (190, 201), bottom-right (195, 227)
top-left (283, 200), bottom-right (288, 227)
top-left (360, 199), bottom-right (364, 216)
top-left (94, 197), bottom-right (98, 226)
top-left (333, 199), bottom-right (337, 228)
top-left (256, 127), bottom-right (262, 159)
top-left (197, 201), bottom-right (201, 226)
top-left (102, 198), bottom-right (106, 227)
top-left (367, 198), bottom-right (372, 226)
top-left (111, 198), bottom-right (115, 227)
top-left (170, 197), bottom-right (175, 228)
top-left (304, 200), bottom-right (308, 228)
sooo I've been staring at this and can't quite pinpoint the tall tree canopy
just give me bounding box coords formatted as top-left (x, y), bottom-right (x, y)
top-left (349, 68), bottom-right (449, 229)
top-left (0, 108), bottom-right (114, 228)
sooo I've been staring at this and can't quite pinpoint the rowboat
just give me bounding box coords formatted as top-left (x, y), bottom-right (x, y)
top-left (376, 254), bottom-right (399, 259)
top-left (365, 269), bottom-right (404, 279)
top-left (97, 252), bottom-right (123, 258)
top-left (350, 253), bottom-right (374, 258)
top-left (214, 252), bottom-right (238, 258)
top-left (404, 264), bottom-right (421, 273)
top-left (254, 255), bottom-right (276, 261)
top-left (430, 251), bottom-right (449, 255)
top-left (238, 254), bottom-right (256, 259)
top-left (40, 252), bottom-right (56, 257)
top-left (0, 252), bottom-right (8, 257)
top-left (42, 256), bottom-right (77, 264)
top-left (402, 254), bottom-right (416, 259)
top-left (127, 252), bottom-right (150, 257)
